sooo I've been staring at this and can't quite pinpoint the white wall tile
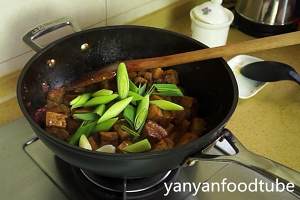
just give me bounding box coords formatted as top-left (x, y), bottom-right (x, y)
top-left (0, 0), bottom-right (181, 77)
top-left (107, 0), bottom-right (153, 18)
top-left (107, 0), bottom-right (181, 25)
top-left (0, 0), bottom-right (106, 64)
top-left (0, 21), bottom-right (106, 77)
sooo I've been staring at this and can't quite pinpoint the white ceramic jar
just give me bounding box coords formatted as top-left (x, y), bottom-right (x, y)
top-left (190, 0), bottom-right (234, 47)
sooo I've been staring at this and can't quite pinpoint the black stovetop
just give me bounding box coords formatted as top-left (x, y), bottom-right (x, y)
top-left (23, 137), bottom-right (299, 200)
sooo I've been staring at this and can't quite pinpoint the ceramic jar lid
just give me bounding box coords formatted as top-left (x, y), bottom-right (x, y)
top-left (191, 0), bottom-right (229, 25)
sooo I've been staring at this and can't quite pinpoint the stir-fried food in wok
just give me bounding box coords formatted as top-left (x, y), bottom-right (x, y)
top-left (39, 63), bottom-right (206, 153)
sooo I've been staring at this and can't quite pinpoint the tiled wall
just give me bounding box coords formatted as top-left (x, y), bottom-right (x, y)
top-left (0, 0), bottom-right (181, 77)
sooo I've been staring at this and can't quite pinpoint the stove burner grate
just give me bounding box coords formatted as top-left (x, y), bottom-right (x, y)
top-left (80, 168), bottom-right (172, 193)
top-left (55, 157), bottom-right (180, 200)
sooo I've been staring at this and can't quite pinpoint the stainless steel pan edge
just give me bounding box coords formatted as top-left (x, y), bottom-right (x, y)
top-left (186, 129), bottom-right (300, 197)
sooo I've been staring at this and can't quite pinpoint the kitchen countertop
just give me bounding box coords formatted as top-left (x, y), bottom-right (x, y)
top-left (158, 17), bottom-right (300, 171)
top-left (0, 0), bottom-right (299, 174)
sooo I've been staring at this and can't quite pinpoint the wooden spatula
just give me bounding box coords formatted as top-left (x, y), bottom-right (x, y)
top-left (72, 31), bottom-right (300, 88)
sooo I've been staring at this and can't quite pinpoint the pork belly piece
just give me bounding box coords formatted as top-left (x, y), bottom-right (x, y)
top-left (166, 123), bottom-right (174, 134)
top-left (46, 127), bottom-right (70, 140)
top-left (177, 132), bottom-right (199, 146)
top-left (147, 104), bottom-right (163, 121)
top-left (159, 111), bottom-right (175, 127)
top-left (63, 94), bottom-right (78, 105)
top-left (177, 96), bottom-right (196, 108)
top-left (143, 72), bottom-right (152, 83)
top-left (164, 69), bottom-right (179, 84)
top-left (66, 118), bottom-right (81, 134)
top-left (128, 72), bottom-right (138, 80)
top-left (46, 111), bottom-right (67, 128)
top-left (151, 68), bottom-right (164, 80)
top-left (144, 120), bottom-right (168, 141)
top-left (173, 108), bottom-right (192, 123)
top-left (153, 138), bottom-right (174, 151)
top-left (99, 132), bottom-right (119, 147)
top-left (147, 104), bottom-right (175, 127)
top-left (47, 87), bottom-right (65, 104)
top-left (177, 96), bottom-right (194, 108)
top-left (47, 104), bottom-right (70, 116)
top-left (134, 76), bottom-right (148, 85)
top-left (150, 95), bottom-right (163, 101)
top-left (88, 134), bottom-right (100, 150)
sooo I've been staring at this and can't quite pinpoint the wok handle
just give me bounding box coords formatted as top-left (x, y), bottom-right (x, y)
top-left (289, 70), bottom-right (300, 85)
top-left (185, 129), bottom-right (300, 196)
top-left (23, 17), bottom-right (81, 52)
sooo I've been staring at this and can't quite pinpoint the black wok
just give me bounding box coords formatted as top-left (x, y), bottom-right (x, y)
top-left (17, 18), bottom-right (300, 190)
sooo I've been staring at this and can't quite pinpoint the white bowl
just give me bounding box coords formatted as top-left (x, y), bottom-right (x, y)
top-left (227, 55), bottom-right (268, 99)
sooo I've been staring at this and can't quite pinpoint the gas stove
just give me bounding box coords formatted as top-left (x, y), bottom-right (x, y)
top-left (1, 118), bottom-right (299, 200)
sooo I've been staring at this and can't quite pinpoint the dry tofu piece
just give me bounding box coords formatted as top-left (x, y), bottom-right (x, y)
top-left (117, 140), bottom-right (132, 151)
top-left (46, 111), bottom-right (67, 128)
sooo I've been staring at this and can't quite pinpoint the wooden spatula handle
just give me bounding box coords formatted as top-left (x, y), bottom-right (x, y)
top-left (125, 31), bottom-right (300, 72)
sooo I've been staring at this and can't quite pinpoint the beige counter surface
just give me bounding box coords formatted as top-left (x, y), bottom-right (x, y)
top-left (0, 1), bottom-right (299, 172)
top-left (158, 16), bottom-right (300, 171)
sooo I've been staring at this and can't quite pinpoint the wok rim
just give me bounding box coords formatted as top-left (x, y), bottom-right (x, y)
top-left (17, 25), bottom-right (238, 160)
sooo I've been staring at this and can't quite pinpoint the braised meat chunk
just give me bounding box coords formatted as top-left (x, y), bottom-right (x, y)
top-left (147, 104), bottom-right (163, 121)
top-left (164, 69), bottom-right (179, 84)
top-left (47, 104), bottom-right (70, 116)
top-left (46, 127), bottom-right (69, 140)
top-left (153, 138), bottom-right (174, 151)
top-left (88, 134), bottom-right (100, 150)
top-left (143, 72), bottom-right (152, 83)
top-left (177, 132), bottom-right (198, 146)
top-left (177, 96), bottom-right (194, 108)
top-left (134, 76), bottom-right (148, 85)
top-left (66, 118), bottom-right (81, 133)
top-left (99, 132), bottom-right (119, 147)
top-left (152, 68), bottom-right (164, 80)
top-left (47, 87), bottom-right (65, 104)
top-left (144, 120), bottom-right (168, 141)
